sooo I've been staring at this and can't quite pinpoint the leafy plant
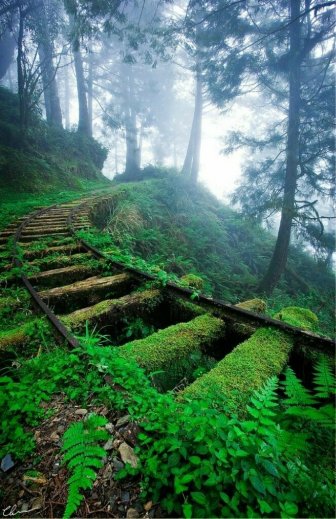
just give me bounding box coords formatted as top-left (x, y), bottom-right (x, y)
top-left (62, 414), bottom-right (108, 519)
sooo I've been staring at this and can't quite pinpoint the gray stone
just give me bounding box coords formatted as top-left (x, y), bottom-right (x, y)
top-left (116, 415), bottom-right (131, 428)
top-left (126, 508), bottom-right (139, 518)
top-left (75, 408), bottom-right (88, 416)
top-left (1, 454), bottom-right (14, 472)
top-left (105, 422), bottom-right (115, 434)
top-left (118, 442), bottom-right (139, 468)
top-left (104, 438), bottom-right (114, 451)
top-left (112, 458), bottom-right (124, 471)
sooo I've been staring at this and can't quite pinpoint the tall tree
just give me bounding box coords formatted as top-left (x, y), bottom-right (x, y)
top-left (258, 0), bottom-right (302, 294)
top-left (34, 0), bottom-right (63, 127)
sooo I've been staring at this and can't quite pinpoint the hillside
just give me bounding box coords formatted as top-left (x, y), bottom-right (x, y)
top-left (0, 87), bottom-right (107, 193)
top-left (88, 174), bottom-right (335, 337)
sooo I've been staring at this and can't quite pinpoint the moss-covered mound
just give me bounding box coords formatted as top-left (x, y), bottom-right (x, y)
top-left (274, 306), bottom-right (318, 332)
top-left (181, 306), bottom-right (318, 412)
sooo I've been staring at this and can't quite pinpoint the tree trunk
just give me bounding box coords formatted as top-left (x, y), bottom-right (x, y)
top-left (63, 63), bottom-right (70, 129)
top-left (182, 29), bottom-right (203, 183)
top-left (0, 29), bottom-right (16, 80)
top-left (87, 47), bottom-right (93, 135)
top-left (36, 0), bottom-right (62, 127)
top-left (73, 40), bottom-right (91, 137)
top-left (17, 6), bottom-right (26, 132)
top-left (125, 66), bottom-right (140, 178)
top-left (258, 0), bottom-right (301, 296)
top-left (190, 67), bottom-right (202, 183)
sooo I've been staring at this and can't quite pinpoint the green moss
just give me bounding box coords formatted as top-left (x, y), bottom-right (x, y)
top-left (274, 306), bottom-right (318, 331)
top-left (62, 289), bottom-right (161, 329)
top-left (181, 308), bottom-right (303, 412)
top-left (180, 274), bottom-right (205, 290)
top-left (173, 298), bottom-right (205, 318)
top-left (0, 319), bottom-right (39, 350)
top-left (236, 298), bottom-right (267, 313)
top-left (119, 314), bottom-right (225, 372)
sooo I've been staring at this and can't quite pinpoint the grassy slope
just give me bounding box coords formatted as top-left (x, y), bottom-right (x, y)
top-left (95, 176), bottom-right (335, 336)
top-left (0, 86), bottom-right (108, 196)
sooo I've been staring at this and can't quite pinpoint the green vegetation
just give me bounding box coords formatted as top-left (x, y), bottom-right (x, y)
top-left (62, 414), bottom-right (109, 519)
top-left (0, 87), bottom-right (107, 196)
top-left (181, 307), bottom-right (319, 411)
top-left (119, 314), bottom-right (224, 389)
top-left (1, 331), bottom-right (334, 518)
top-left (85, 176), bottom-right (335, 337)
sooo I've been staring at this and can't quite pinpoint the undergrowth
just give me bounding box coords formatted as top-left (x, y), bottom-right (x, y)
top-left (0, 327), bottom-right (334, 518)
top-left (86, 178), bottom-right (335, 337)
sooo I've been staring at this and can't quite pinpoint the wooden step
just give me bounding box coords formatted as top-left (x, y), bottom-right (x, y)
top-left (61, 288), bottom-right (162, 330)
top-left (28, 264), bottom-right (96, 288)
top-left (18, 232), bottom-right (69, 242)
top-left (23, 243), bottom-right (85, 259)
top-left (22, 227), bottom-right (67, 235)
top-left (39, 273), bottom-right (134, 312)
top-left (28, 252), bottom-right (93, 271)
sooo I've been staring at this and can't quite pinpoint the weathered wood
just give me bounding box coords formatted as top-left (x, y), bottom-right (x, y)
top-left (19, 232), bottom-right (68, 242)
top-left (22, 227), bottom-right (68, 235)
top-left (23, 243), bottom-right (86, 259)
top-left (61, 288), bottom-right (162, 330)
top-left (39, 273), bottom-right (134, 311)
top-left (29, 264), bottom-right (95, 287)
top-left (119, 314), bottom-right (225, 373)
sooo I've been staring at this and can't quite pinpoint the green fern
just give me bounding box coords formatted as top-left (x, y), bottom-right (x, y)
top-left (247, 376), bottom-right (278, 433)
top-left (313, 356), bottom-right (335, 399)
top-left (282, 367), bottom-right (316, 406)
top-left (62, 414), bottom-right (109, 519)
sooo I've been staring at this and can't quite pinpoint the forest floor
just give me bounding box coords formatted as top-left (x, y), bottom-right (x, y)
top-left (2, 396), bottom-right (156, 519)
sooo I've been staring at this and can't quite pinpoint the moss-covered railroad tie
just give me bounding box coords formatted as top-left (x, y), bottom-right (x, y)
top-left (180, 306), bottom-right (319, 412)
top-left (118, 314), bottom-right (226, 372)
top-left (61, 288), bottom-right (162, 331)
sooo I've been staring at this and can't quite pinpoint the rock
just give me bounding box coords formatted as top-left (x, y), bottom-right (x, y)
top-left (1, 454), bottom-right (14, 472)
top-left (50, 431), bottom-right (60, 441)
top-left (127, 508), bottom-right (139, 518)
top-left (75, 408), bottom-right (88, 416)
top-left (144, 501), bottom-right (153, 511)
top-left (112, 457), bottom-right (124, 471)
top-left (30, 496), bottom-right (43, 511)
top-left (112, 439), bottom-right (122, 449)
top-left (20, 503), bottom-right (29, 513)
top-left (103, 438), bottom-right (114, 451)
top-left (116, 415), bottom-right (131, 428)
top-left (118, 442), bottom-right (139, 468)
top-left (121, 491), bottom-right (130, 503)
top-left (105, 422), bottom-right (115, 434)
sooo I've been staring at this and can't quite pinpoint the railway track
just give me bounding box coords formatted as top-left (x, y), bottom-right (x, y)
top-left (0, 193), bottom-right (334, 401)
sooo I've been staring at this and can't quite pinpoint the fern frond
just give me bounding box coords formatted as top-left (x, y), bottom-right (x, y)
top-left (247, 376), bottom-right (278, 433)
top-left (285, 404), bottom-right (335, 428)
top-left (62, 414), bottom-right (109, 519)
top-left (282, 367), bottom-right (316, 406)
top-left (313, 356), bottom-right (335, 399)
top-left (277, 430), bottom-right (309, 457)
